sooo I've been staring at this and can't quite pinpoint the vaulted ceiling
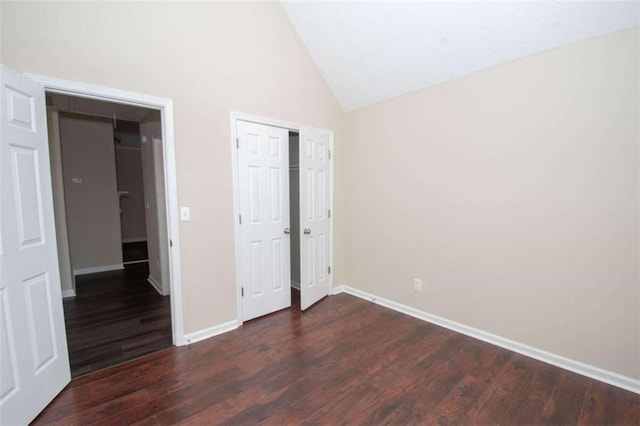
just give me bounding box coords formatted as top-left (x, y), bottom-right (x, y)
top-left (282, 1), bottom-right (639, 111)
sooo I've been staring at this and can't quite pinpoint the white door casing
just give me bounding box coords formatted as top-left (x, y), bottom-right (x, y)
top-left (299, 127), bottom-right (331, 310)
top-left (0, 66), bottom-right (71, 425)
top-left (237, 120), bottom-right (291, 321)
top-left (140, 116), bottom-right (170, 296)
top-left (26, 74), bottom-right (184, 346)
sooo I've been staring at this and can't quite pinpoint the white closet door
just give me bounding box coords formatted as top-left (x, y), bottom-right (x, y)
top-left (237, 121), bottom-right (291, 321)
top-left (299, 127), bottom-right (331, 310)
top-left (0, 66), bottom-right (71, 424)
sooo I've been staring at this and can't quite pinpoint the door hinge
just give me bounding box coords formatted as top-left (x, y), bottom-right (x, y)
top-left (328, 266), bottom-right (331, 274)
top-left (170, 240), bottom-right (173, 247)
top-left (328, 149), bottom-right (331, 160)
top-left (236, 137), bottom-right (239, 149)
top-left (239, 214), bottom-right (242, 224)
top-left (241, 287), bottom-right (244, 297)
top-left (328, 209), bottom-right (331, 218)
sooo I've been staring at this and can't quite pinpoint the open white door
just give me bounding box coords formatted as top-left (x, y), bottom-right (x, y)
top-left (299, 127), bottom-right (331, 310)
top-left (237, 120), bottom-right (291, 321)
top-left (0, 66), bottom-right (71, 424)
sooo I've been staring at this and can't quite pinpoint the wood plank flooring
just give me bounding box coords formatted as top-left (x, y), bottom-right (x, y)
top-left (64, 263), bottom-right (172, 377)
top-left (36, 291), bottom-right (639, 425)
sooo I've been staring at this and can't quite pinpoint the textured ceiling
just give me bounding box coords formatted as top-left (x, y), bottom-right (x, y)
top-left (281, 1), bottom-right (639, 111)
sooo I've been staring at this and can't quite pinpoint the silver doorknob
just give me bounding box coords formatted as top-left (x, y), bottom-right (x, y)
top-left (284, 228), bottom-right (290, 235)
top-left (304, 228), bottom-right (311, 235)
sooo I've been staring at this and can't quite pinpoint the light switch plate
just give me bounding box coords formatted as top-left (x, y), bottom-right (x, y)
top-left (180, 207), bottom-right (191, 222)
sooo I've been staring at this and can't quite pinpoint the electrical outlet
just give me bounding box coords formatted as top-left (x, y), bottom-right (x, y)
top-left (413, 278), bottom-right (423, 292)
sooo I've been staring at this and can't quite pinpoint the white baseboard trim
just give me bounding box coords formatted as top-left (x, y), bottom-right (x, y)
top-left (333, 285), bottom-right (640, 395)
top-left (291, 280), bottom-right (300, 290)
top-left (330, 285), bottom-right (346, 295)
top-left (73, 264), bottom-right (124, 276)
top-left (124, 259), bottom-right (149, 265)
top-left (122, 238), bottom-right (147, 243)
top-left (61, 289), bottom-right (76, 298)
top-left (183, 319), bottom-right (241, 345)
top-left (147, 276), bottom-right (164, 295)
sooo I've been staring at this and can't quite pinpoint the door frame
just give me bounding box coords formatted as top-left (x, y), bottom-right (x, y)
top-left (230, 112), bottom-right (334, 323)
top-left (25, 73), bottom-right (186, 346)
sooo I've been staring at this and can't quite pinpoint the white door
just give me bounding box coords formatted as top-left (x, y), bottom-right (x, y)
top-left (299, 127), bottom-right (331, 310)
top-left (237, 121), bottom-right (291, 321)
top-left (0, 66), bottom-right (71, 424)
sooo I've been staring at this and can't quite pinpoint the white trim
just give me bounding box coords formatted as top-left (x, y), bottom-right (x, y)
top-left (332, 285), bottom-right (640, 394)
top-left (330, 285), bottom-right (345, 295)
top-left (26, 73), bottom-right (185, 346)
top-left (231, 112), bottom-right (301, 131)
top-left (122, 238), bottom-right (147, 244)
top-left (28, 74), bottom-right (170, 108)
top-left (73, 264), bottom-right (124, 276)
top-left (291, 280), bottom-right (300, 290)
top-left (147, 276), bottom-right (163, 295)
top-left (183, 320), bottom-right (241, 345)
top-left (230, 113), bottom-right (244, 326)
top-left (327, 130), bottom-right (334, 296)
top-left (123, 259), bottom-right (149, 265)
top-left (61, 290), bottom-right (76, 298)
top-left (230, 112), bottom-right (335, 323)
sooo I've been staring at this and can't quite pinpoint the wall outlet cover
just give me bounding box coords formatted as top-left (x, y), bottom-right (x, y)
top-left (413, 278), bottom-right (423, 292)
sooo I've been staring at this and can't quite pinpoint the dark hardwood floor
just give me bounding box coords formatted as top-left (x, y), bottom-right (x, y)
top-left (36, 291), bottom-right (638, 425)
top-left (64, 263), bottom-right (172, 377)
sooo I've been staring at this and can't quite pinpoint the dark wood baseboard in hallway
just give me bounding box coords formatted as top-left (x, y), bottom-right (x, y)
top-left (37, 292), bottom-right (638, 425)
top-left (64, 263), bottom-right (172, 377)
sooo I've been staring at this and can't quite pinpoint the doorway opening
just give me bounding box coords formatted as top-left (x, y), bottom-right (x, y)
top-left (232, 113), bottom-right (334, 323)
top-left (289, 131), bottom-right (301, 308)
top-left (1, 68), bottom-right (184, 423)
top-left (46, 94), bottom-right (172, 376)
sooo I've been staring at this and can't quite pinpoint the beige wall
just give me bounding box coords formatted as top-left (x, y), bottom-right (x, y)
top-left (341, 28), bottom-right (639, 379)
top-left (59, 114), bottom-right (123, 272)
top-left (115, 147), bottom-right (147, 242)
top-left (1, 1), bottom-right (343, 333)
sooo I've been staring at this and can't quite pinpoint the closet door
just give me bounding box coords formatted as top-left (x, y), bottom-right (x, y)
top-left (299, 127), bottom-right (331, 310)
top-left (237, 121), bottom-right (291, 321)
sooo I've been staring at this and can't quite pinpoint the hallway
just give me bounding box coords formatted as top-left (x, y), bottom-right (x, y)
top-left (63, 263), bottom-right (172, 377)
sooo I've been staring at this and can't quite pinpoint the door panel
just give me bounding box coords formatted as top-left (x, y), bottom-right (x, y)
top-left (23, 273), bottom-right (56, 373)
top-left (0, 66), bottom-right (71, 424)
top-left (10, 144), bottom-right (45, 247)
top-left (0, 288), bottom-right (18, 403)
top-left (299, 127), bottom-right (331, 310)
top-left (238, 121), bottom-right (291, 321)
